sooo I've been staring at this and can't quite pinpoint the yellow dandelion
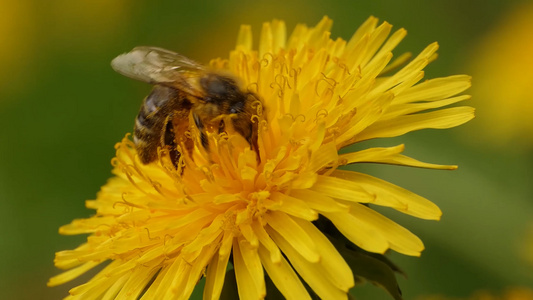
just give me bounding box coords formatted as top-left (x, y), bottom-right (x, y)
top-left (522, 223), bottom-right (533, 266)
top-left (49, 16), bottom-right (474, 299)
top-left (467, 1), bottom-right (533, 150)
top-left (417, 287), bottom-right (533, 300)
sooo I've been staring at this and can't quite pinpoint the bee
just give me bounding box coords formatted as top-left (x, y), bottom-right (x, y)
top-left (111, 46), bottom-right (261, 167)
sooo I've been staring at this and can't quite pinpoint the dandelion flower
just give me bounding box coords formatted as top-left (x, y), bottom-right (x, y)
top-left (49, 16), bottom-right (474, 299)
top-left (467, 2), bottom-right (533, 150)
top-left (417, 287), bottom-right (533, 300)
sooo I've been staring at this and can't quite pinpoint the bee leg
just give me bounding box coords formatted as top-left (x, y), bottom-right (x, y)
top-left (232, 117), bottom-right (260, 163)
top-left (163, 114), bottom-right (181, 168)
top-left (249, 122), bottom-right (260, 163)
top-left (218, 119), bottom-right (225, 134)
top-left (193, 113), bottom-right (210, 152)
top-left (171, 108), bottom-right (194, 160)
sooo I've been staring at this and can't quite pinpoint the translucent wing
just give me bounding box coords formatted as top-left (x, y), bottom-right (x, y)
top-left (111, 46), bottom-right (205, 96)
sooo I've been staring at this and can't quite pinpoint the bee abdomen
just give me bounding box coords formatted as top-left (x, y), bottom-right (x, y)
top-left (133, 86), bottom-right (177, 164)
top-left (134, 137), bottom-right (158, 164)
top-left (136, 86), bottom-right (176, 129)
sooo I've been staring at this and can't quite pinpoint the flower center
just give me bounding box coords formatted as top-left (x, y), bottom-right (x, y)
top-left (246, 190), bottom-right (271, 218)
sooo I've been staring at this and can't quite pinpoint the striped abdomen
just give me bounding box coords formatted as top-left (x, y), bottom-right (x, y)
top-left (133, 85), bottom-right (184, 164)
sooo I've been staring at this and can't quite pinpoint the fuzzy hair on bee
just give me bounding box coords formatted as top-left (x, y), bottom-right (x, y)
top-left (111, 46), bottom-right (261, 167)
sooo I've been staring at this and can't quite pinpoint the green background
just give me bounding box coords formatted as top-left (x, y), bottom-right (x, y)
top-left (1, 0), bottom-right (531, 299)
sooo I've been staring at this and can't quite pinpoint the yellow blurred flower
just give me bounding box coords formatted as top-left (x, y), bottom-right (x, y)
top-left (468, 2), bottom-right (533, 150)
top-left (0, 0), bottom-right (35, 97)
top-left (522, 223), bottom-right (533, 266)
top-left (49, 17), bottom-right (473, 299)
top-left (418, 287), bottom-right (533, 300)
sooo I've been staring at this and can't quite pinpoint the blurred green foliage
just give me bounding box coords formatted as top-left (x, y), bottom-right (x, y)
top-left (1, 0), bottom-right (531, 299)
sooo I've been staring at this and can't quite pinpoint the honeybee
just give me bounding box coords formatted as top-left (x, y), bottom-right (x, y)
top-left (111, 46), bottom-right (261, 167)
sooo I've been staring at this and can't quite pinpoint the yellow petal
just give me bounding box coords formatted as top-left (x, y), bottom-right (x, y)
top-left (337, 92), bottom-right (395, 147)
top-left (271, 19), bottom-right (286, 52)
top-left (265, 211), bottom-right (319, 262)
top-left (101, 275), bottom-right (128, 300)
top-left (259, 22), bottom-right (273, 58)
top-left (371, 42), bottom-right (439, 98)
top-left (47, 260), bottom-right (102, 287)
top-left (252, 220), bottom-right (282, 263)
top-left (204, 243), bottom-right (231, 300)
top-left (293, 218), bottom-right (355, 291)
top-left (68, 261), bottom-right (127, 297)
top-left (138, 265), bottom-right (168, 298)
top-left (375, 28), bottom-right (408, 67)
top-left (307, 16), bottom-right (333, 48)
top-left (204, 232), bottom-right (233, 300)
top-left (181, 214), bottom-right (224, 254)
top-left (178, 245), bottom-right (218, 300)
top-left (332, 170), bottom-right (442, 219)
top-left (234, 239), bottom-right (266, 299)
top-left (311, 175), bottom-right (372, 203)
top-left (350, 204), bottom-right (424, 256)
top-left (239, 222), bottom-right (259, 247)
top-left (236, 24), bottom-right (252, 51)
top-left (289, 189), bottom-right (348, 213)
top-left (356, 106), bottom-right (475, 142)
top-left (258, 244), bottom-right (311, 300)
top-left (323, 211), bottom-right (389, 254)
top-left (69, 278), bottom-right (111, 298)
top-left (347, 16), bottom-right (378, 50)
top-left (151, 257), bottom-right (185, 298)
top-left (114, 266), bottom-right (160, 299)
top-left (163, 260), bottom-right (194, 300)
top-left (269, 229), bottom-right (348, 300)
top-left (269, 192), bottom-right (318, 220)
top-left (394, 42), bottom-right (439, 80)
top-left (308, 141), bottom-right (338, 173)
top-left (340, 144), bottom-right (457, 170)
top-left (395, 75), bottom-right (472, 104)
top-left (380, 51), bottom-right (411, 76)
top-left (59, 217), bottom-right (115, 235)
top-left (384, 95), bottom-right (471, 120)
top-left (361, 21), bottom-right (393, 67)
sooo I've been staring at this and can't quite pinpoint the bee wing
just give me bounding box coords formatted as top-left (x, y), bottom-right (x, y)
top-left (111, 46), bottom-right (205, 96)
